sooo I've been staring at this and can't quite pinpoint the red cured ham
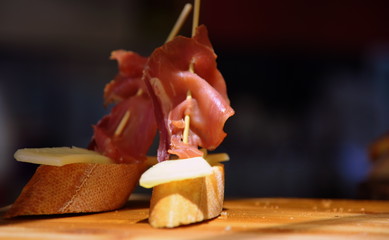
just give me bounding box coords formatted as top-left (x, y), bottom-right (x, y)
top-left (143, 25), bottom-right (235, 162)
top-left (104, 50), bottom-right (148, 105)
top-left (89, 94), bottom-right (156, 163)
top-left (89, 50), bottom-right (157, 164)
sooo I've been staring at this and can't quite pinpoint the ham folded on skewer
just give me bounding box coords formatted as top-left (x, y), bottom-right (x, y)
top-left (143, 25), bottom-right (235, 162)
top-left (90, 25), bottom-right (234, 164)
top-left (89, 50), bottom-right (156, 164)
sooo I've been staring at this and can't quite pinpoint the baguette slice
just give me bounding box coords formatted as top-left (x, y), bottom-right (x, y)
top-left (148, 164), bottom-right (224, 228)
top-left (4, 162), bottom-right (145, 218)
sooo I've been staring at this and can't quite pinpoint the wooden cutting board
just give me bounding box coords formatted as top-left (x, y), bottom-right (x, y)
top-left (1, 196), bottom-right (389, 240)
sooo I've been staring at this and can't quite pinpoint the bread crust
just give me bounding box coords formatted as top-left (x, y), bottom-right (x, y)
top-left (4, 162), bottom-right (145, 218)
top-left (148, 164), bottom-right (224, 228)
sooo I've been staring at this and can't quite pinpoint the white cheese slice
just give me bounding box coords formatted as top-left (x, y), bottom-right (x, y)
top-left (14, 147), bottom-right (112, 166)
top-left (144, 153), bottom-right (229, 167)
top-left (139, 157), bottom-right (213, 188)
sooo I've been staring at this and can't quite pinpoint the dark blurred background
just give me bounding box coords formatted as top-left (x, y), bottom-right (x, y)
top-left (1, 0), bottom-right (389, 207)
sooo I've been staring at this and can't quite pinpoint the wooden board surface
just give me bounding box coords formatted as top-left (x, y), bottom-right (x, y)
top-left (1, 196), bottom-right (389, 240)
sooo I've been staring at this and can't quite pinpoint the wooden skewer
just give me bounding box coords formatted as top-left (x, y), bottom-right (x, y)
top-left (192, 0), bottom-right (201, 37)
top-left (114, 110), bottom-right (131, 137)
top-left (166, 3), bottom-right (193, 43)
top-left (182, 0), bottom-right (200, 144)
top-left (113, 4), bottom-right (193, 138)
top-left (136, 88), bottom-right (143, 96)
top-left (189, 61), bottom-right (195, 73)
top-left (182, 90), bottom-right (192, 144)
top-left (113, 90), bottom-right (141, 136)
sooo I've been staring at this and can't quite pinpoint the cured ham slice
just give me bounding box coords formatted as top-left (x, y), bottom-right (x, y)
top-left (89, 94), bottom-right (156, 163)
top-left (89, 50), bottom-right (157, 164)
top-left (104, 50), bottom-right (148, 105)
top-left (143, 25), bottom-right (234, 161)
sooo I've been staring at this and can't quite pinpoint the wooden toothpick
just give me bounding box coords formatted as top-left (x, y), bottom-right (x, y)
top-left (114, 110), bottom-right (131, 137)
top-left (166, 3), bottom-right (193, 43)
top-left (182, 90), bottom-right (192, 144)
top-left (192, 0), bottom-right (201, 36)
top-left (182, 0), bottom-right (201, 144)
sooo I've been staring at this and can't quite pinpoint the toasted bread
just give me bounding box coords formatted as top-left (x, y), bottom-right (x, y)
top-left (148, 164), bottom-right (224, 228)
top-left (4, 162), bottom-right (145, 218)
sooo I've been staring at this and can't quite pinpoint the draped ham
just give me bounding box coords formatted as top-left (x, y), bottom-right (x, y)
top-left (89, 50), bottom-right (157, 164)
top-left (89, 26), bottom-right (234, 163)
top-left (143, 25), bottom-right (235, 162)
top-left (104, 50), bottom-right (148, 105)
